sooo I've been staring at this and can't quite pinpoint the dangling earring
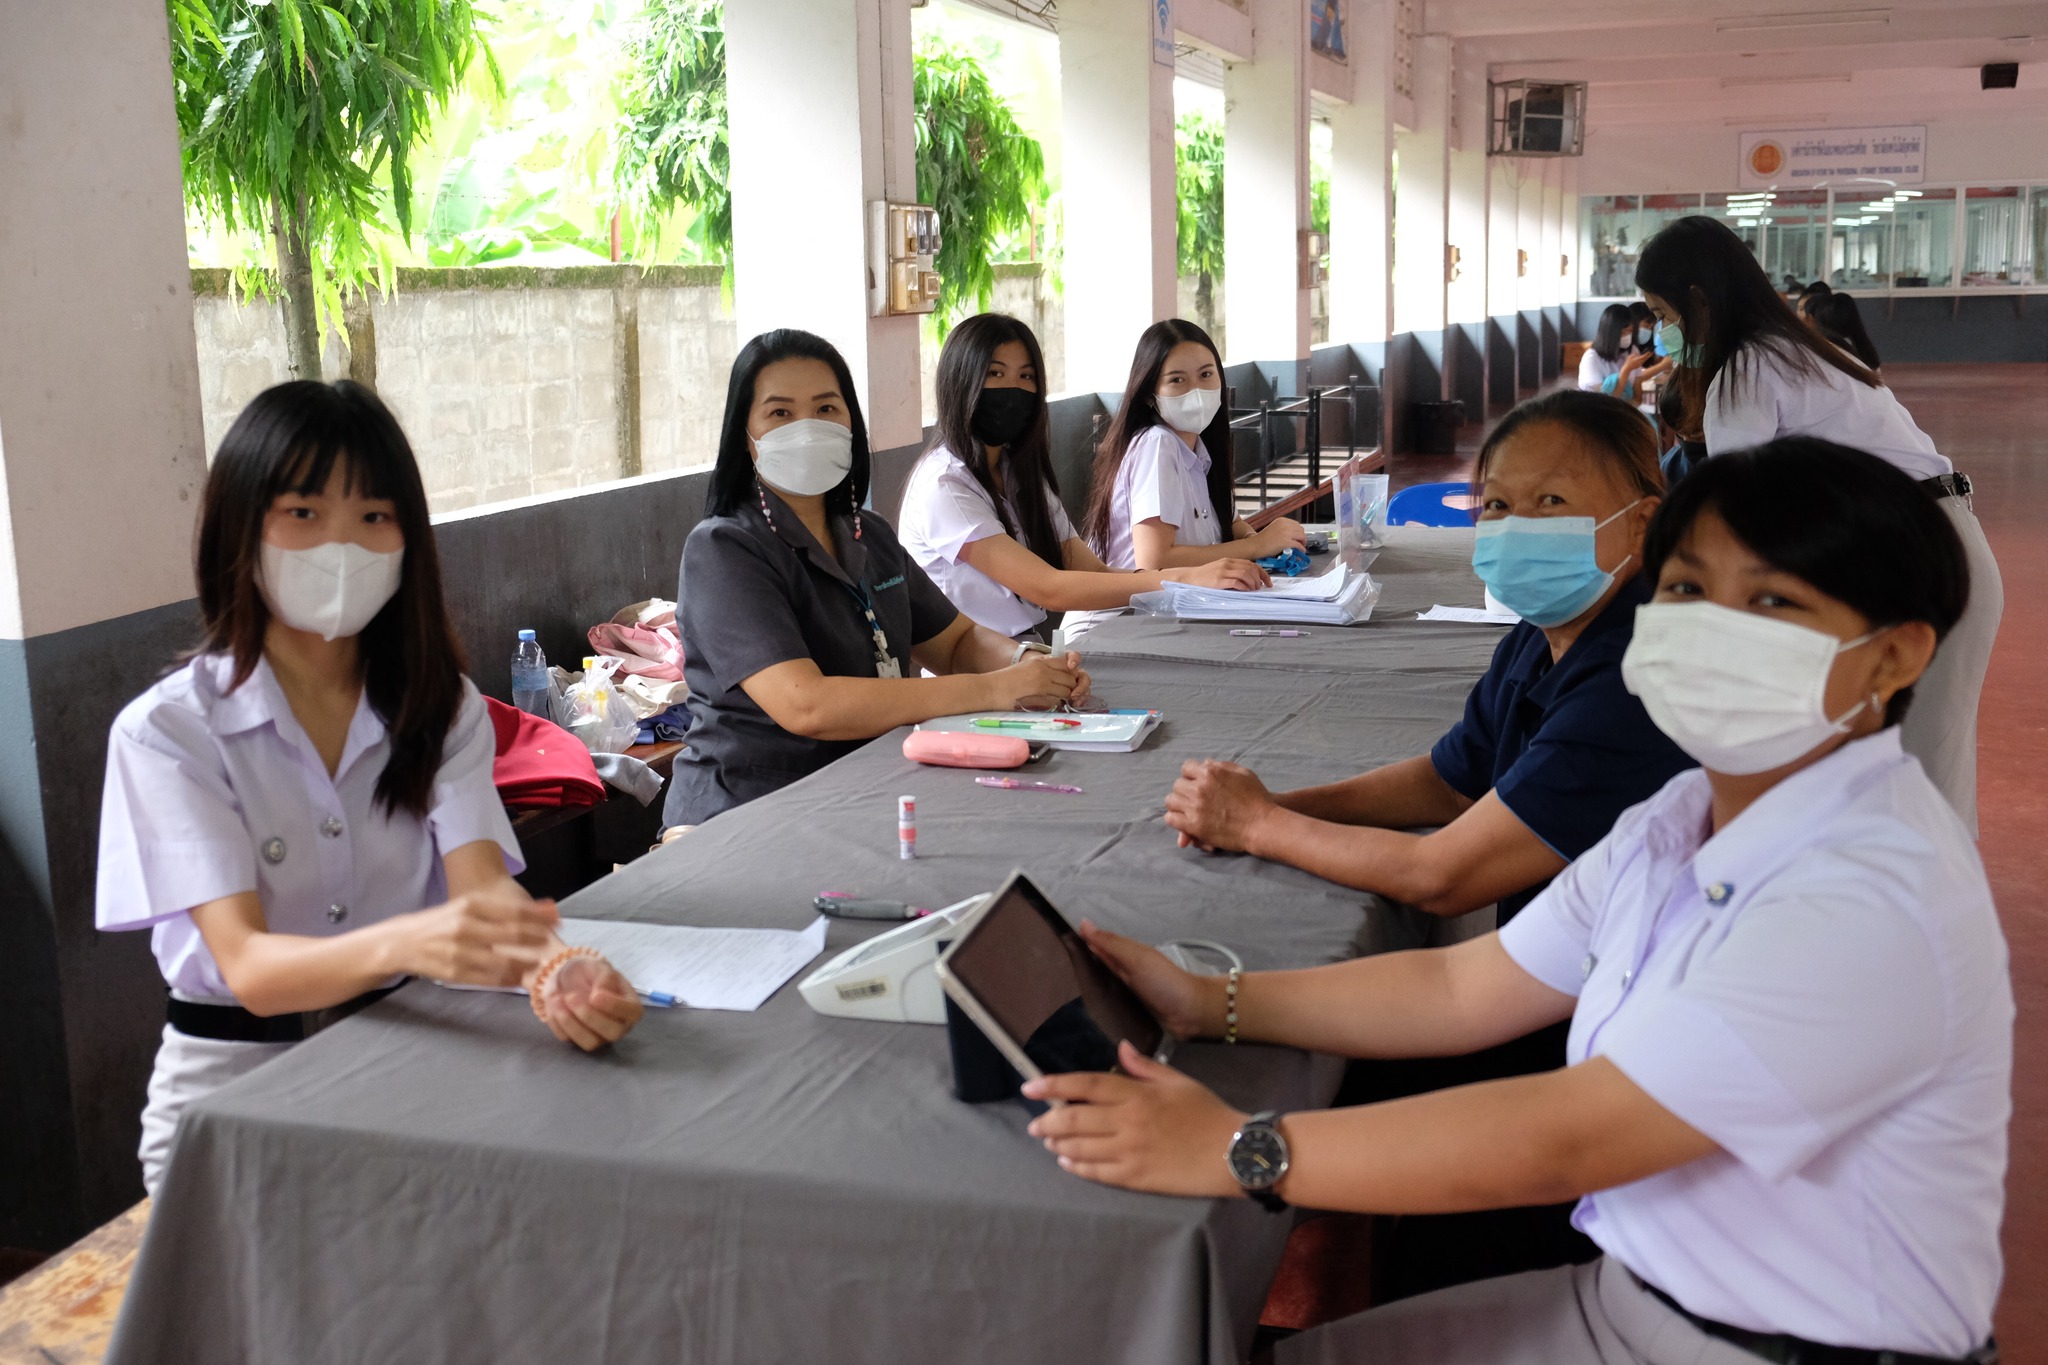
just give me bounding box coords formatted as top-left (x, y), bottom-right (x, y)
top-left (756, 479), bottom-right (777, 532)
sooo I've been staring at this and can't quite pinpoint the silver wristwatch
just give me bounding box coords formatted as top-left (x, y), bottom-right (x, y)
top-left (1226, 1110), bottom-right (1291, 1212)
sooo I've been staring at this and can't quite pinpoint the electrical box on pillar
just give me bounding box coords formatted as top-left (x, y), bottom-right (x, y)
top-left (1299, 230), bottom-right (1329, 289)
top-left (869, 201), bottom-right (943, 317)
top-left (1445, 244), bottom-right (1463, 284)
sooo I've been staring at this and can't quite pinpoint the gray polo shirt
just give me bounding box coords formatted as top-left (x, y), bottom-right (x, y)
top-left (663, 488), bottom-right (960, 826)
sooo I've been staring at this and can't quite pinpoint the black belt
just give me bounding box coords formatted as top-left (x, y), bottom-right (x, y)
top-left (1922, 473), bottom-right (1972, 501)
top-left (167, 982), bottom-right (407, 1044)
top-left (1637, 1275), bottom-right (1995, 1365)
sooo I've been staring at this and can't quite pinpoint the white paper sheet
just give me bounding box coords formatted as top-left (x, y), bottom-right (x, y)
top-left (1416, 604), bottom-right (1520, 624)
top-left (560, 915), bottom-right (829, 1011)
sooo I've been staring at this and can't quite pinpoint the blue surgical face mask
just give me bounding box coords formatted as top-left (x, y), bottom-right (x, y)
top-left (1471, 500), bottom-right (1643, 628)
top-left (1657, 320), bottom-right (1703, 367)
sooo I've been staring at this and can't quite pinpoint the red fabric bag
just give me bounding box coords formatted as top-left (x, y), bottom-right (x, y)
top-left (486, 697), bottom-right (608, 810)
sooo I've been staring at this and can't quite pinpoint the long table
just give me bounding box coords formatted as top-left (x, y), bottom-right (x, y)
top-left (106, 529), bottom-right (1502, 1365)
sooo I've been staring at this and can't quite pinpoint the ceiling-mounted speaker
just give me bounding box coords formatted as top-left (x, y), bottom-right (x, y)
top-left (1982, 63), bottom-right (2019, 90)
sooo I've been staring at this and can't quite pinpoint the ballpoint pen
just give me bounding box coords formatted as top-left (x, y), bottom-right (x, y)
top-left (1229, 629), bottom-right (1311, 637)
top-left (976, 776), bottom-right (1084, 794)
top-left (638, 990), bottom-right (680, 1008)
top-left (972, 716), bottom-right (1082, 729)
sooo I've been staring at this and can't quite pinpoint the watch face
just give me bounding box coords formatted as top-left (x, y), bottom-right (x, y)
top-left (1229, 1123), bottom-right (1289, 1192)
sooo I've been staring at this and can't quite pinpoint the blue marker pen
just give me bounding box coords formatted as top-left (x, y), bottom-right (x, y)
top-left (639, 990), bottom-right (680, 1008)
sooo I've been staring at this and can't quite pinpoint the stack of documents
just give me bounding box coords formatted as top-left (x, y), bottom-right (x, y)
top-left (916, 710), bottom-right (1163, 753)
top-left (1140, 560), bottom-right (1383, 625)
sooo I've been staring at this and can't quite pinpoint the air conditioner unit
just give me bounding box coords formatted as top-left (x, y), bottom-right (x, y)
top-left (1488, 80), bottom-right (1587, 157)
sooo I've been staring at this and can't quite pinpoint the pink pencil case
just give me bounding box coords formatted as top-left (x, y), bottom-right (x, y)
top-left (902, 729), bottom-right (1031, 770)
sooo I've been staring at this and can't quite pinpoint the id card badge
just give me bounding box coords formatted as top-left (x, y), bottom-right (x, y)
top-left (876, 657), bottom-right (903, 679)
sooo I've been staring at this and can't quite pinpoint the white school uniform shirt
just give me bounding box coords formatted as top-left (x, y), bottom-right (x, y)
top-left (1100, 424), bottom-right (1227, 570)
top-left (897, 446), bottom-right (1080, 638)
top-left (1704, 341), bottom-right (1952, 479)
top-left (1577, 349), bottom-right (1621, 392)
top-left (1499, 727), bottom-right (2009, 1357)
top-left (96, 653), bottom-right (522, 1001)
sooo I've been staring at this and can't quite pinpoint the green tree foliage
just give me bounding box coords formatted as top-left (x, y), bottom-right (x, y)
top-left (912, 38), bottom-right (1046, 323)
top-left (1176, 111), bottom-right (1226, 324)
top-left (169, 0), bottom-right (497, 379)
top-left (613, 0), bottom-right (729, 263)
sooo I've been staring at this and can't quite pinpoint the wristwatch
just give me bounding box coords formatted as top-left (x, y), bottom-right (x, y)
top-left (1226, 1111), bottom-right (1291, 1212)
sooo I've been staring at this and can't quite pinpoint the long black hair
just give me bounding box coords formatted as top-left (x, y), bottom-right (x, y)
top-left (1636, 215), bottom-right (1877, 423)
top-left (1591, 303), bottom-right (1633, 364)
top-left (1085, 318), bottom-right (1234, 556)
top-left (929, 313), bottom-right (1063, 565)
top-left (197, 380), bottom-right (463, 820)
top-left (1810, 292), bottom-right (1883, 372)
top-left (708, 329), bottom-right (870, 519)
top-left (1474, 390), bottom-right (1665, 507)
top-left (1642, 437), bottom-right (1967, 724)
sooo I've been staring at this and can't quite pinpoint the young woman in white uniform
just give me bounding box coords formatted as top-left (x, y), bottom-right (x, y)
top-left (98, 381), bottom-right (642, 1196)
top-left (1083, 319), bottom-right (1307, 572)
top-left (1027, 439), bottom-right (2009, 1365)
top-left (1636, 214), bottom-right (2001, 831)
top-left (898, 314), bottom-right (1266, 643)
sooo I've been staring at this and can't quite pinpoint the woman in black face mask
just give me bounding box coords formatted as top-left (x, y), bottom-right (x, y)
top-left (898, 313), bottom-right (1266, 644)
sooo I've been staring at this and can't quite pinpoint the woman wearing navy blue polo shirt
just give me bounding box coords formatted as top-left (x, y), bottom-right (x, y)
top-left (1165, 389), bottom-right (1693, 1295)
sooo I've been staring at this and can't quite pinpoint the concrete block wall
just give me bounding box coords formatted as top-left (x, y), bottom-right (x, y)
top-left (639, 279), bottom-right (741, 476)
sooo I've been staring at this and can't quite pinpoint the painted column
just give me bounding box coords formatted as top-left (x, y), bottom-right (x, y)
top-left (1059, 0), bottom-right (1179, 395)
top-left (726, 0), bottom-right (922, 452)
top-left (1486, 156), bottom-right (1524, 405)
top-left (0, 0), bottom-right (210, 1243)
top-left (1392, 33), bottom-right (1451, 398)
top-left (1444, 43), bottom-right (1490, 413)
top-left (1327, 0), bottom-right (1394, 349)
top-left (1223, 0), bottom-right (1311, 375)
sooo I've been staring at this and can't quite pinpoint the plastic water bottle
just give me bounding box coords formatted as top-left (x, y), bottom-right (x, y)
top-left (511, 629), bottom-right (550, 718)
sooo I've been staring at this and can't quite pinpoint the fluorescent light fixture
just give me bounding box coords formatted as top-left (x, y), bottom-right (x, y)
top-left (1716, 8), bottom-right (1889, 34)
top-left (1894, 189), bottom-right (1923, 198)
top-left (1719, 73), bottom-right (1854, 88)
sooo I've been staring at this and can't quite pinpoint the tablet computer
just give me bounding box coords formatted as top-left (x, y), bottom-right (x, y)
top-left (934, 869), bottom-right (1171, 1094)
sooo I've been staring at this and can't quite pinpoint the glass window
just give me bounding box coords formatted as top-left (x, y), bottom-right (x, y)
top-left (1890, 187), bottom-right (1954, 288)
top-left (1830, 185), bottom-right (1894, 290)
top-left (2030, 187), bottom-right (2048, 288)
top-left (1582, 194), bottom-right (1639, 296)
top-left (1963, 187), bottom-right (2026, 287)
top-left (1638, 192), bottom-right (1705, 250)
top-left (1706, 192), bottom-right (1769, 272)
top-left (1761, 189), bottom-right (1831, 288)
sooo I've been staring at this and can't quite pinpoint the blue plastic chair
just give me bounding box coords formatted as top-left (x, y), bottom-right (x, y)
top-left (1387, 481), bottom-right (1475, 527)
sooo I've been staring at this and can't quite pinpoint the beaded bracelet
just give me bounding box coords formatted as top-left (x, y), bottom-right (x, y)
top-left (1224, 966), bottom-right (1241, 1045)
top-left (528, 944), bottom-right (606, 1020)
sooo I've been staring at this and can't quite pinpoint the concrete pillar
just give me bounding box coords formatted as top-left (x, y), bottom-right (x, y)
top-left (1444, 43), bottom-right (1489, 414)
top-left (1327, 0), bottom-right (1394, 348)
top-left (1559, 156), bottom-right (1581, 327)
top-left (1539, 158), bottom-right (1563, 378)
top-left (1392, 33), bottom-right (1450, 397)
top-left (1223, 0), bottom-right (1311, 373)
top-left (1486, 157), bottom-right (1523, 406)
top-left (0, 0), bottom-right (211, 1244)
top-left (726, 0), bottom-right (922, 452)
top-left (1059, 0), bottom-right (1178, 395)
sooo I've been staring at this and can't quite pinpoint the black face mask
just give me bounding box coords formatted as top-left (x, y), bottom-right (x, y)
top-left (969, 385), bottom-right (1039, 448)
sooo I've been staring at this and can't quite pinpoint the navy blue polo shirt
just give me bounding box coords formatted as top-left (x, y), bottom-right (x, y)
top-left (664, 489), bottom-right (960, 827)
top-left (1429, 575), bottom-right (1694, 922)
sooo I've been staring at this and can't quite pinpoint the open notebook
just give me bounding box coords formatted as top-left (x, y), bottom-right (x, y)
top-left (914, 709), bottom-right (1163, 753)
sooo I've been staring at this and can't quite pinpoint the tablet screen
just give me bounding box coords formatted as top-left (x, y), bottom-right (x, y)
top-left (943, 873), bottom-right (1165, 1074)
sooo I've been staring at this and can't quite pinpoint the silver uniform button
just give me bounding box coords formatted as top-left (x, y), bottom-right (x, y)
top-left (321, 817), bottom-right (344, 838)
top-left (326, 902), bottom-right (348, 923)
top-left (262, 837), bottom-right (287, 864)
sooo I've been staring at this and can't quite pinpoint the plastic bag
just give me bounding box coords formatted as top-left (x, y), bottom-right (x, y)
top-left (1335, 458), bottom-right (1390, 570)
top-left (552, 656), bottom-right (639, 754)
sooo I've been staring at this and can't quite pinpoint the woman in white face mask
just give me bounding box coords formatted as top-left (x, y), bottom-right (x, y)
top-left (97, 381), bottom-right (643, 1197)
top-left (663, 329), bottom-right (1093, 829)
top-left (1021, 438), bottom-right (2007, 1365)
top-left (1083, 319), bottom-right (1307, 575)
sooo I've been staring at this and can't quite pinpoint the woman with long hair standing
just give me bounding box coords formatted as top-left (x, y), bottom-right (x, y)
top-left (97, 381), bottom-right (642, 1196)
top-left (1084, 319), bottom-right (1307, 571)
top-left (898, 313), bottom-right (1265, 642)
top-left (1635, 215), bottom-right (2000, 831)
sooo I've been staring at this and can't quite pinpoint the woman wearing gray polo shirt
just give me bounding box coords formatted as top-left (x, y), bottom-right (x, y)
top-left (663, 329), bottom-right (1091, 828)
top-left (1029, 440), bottom-right (2008, 1365)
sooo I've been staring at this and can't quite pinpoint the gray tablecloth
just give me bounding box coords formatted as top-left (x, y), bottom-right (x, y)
top-left (108, 652), bottom-right (1484, 1365)
top-left (1075, 525), bottom-right (1511, 678)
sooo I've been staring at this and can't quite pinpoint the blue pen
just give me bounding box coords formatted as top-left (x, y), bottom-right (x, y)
top-left (639, 989), bottom-right (680, 1008)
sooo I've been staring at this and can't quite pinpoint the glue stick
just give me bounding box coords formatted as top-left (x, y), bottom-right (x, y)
top-left (897, 794), bottom-right (917, 860)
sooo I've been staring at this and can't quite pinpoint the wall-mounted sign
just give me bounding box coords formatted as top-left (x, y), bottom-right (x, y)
top-left (1152, 0), bottom-right (1175, 68)
top-left (1311, 0), bottom-right (1347, 59)
top-left (1738, 125), bottom-right (1927, 189)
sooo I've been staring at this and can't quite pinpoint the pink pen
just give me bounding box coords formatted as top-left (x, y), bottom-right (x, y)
top-left (976, 776), bottom-right (1084, 795)
top-left (1229, 629), bottom-right (1310, 637)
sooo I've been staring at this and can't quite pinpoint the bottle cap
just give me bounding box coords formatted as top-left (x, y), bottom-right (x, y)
top-left (518, 629), bottom-right (537, 641)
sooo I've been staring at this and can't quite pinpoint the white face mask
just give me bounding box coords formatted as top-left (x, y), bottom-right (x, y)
top-left (1621, 601), bottom-right (1880, 775)
top-left (260, 541), bottom-right (404, 642)
top-left (1155, 384), bottom-right (1222, 433)
top-left (753, 418), bottom-right (854, 497)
